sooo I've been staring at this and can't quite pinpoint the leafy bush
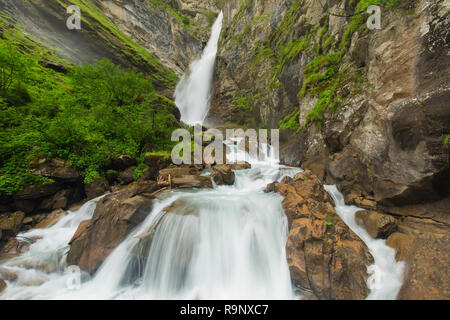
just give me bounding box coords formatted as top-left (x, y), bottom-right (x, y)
top-left (0, 43), bottom-right (180, 194)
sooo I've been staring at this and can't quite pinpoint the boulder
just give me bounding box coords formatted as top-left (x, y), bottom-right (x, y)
top-left (266, 170), bottom-right (373, 300)
top-left (84, 177), bottom-right (109, 200)
top-left (110, 155), bottom-right (137, 171)
top-left (29, 156), bottom-right (80, 182)
top-left (120, 167), bottom-right (136, 185)
top-left (13, 183), bottom-right (61, 200)
top-left (37, 189), bottom-right (72, 211)
top-left (0, 268), bottom-right (18, 282)
top-left (0, 211), bottom-right (25, 240)
top-left (211, 165), bottom-right (235, 185)
top-left (0, 238), bottom-right (30, 259)
top-left (355, 210), bottom-right (397, 239)
top-left (39, 58), bottom-right (69, 73)
top-left (386, 232), bottom-right (418, 262)
top-left (229, 162), bottom-right (251, 170)
top-left (34, 209), bottom-right (68, 229)
top-left (67, 181), bottom-right (160, 274)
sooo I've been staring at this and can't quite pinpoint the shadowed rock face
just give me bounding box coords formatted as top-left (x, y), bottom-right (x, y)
top-left (209, 0), bottom-right (449, 209)
top-left (266, 170), bottom-right (373, 300)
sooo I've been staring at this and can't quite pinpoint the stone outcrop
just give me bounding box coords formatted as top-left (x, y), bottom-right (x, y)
top-left (355, 210), bottom-right (398, 239)
top-left (266, 170), bottom-right (373, 300)
top-left (211, 165), bottom-right (236, 185)
top-left (157, 167), bottom-right (213, 189)
top-left (84, 178), bottom-right (110, 200)
top-left (66, 181), bottom-right (159, 274)
top-left (0, 211), bottom-right (25, 241)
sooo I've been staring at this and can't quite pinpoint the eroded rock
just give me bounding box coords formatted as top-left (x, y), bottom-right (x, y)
top-left (67, 181), bottom-right (159, 273)
top-left (355, 210), bottom-right (397, 239)
top-left (266, 170), bottom-right (373, 300)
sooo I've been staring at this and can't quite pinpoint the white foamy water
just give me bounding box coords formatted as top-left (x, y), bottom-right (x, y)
top-left (0, 145), bottom-right (404, 300)
top-left (325, 185), bottom-right (405, 300)
top-left (175, 11), bottom-right (223, 125)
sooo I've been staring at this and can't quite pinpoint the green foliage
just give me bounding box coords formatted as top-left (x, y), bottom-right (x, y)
top-left (279, 110), bottom-right (300, 132)
top-left (444, 135), bottom-right (450, 147)
top-left (0, 42), bottom-right (180, 195)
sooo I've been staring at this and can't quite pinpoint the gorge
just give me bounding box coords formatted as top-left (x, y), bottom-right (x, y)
top-left (0, 0), bottom-right (449, 300)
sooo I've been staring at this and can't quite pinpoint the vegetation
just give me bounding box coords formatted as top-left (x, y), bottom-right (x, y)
top-left (0, 40), bottom-right (180, 196)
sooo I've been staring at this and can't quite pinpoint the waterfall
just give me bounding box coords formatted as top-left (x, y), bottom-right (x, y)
top-left (175, 11), bottom-right (223, 125)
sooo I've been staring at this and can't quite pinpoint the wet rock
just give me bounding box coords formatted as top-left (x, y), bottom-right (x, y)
top-left (84, 177), bottom-right (109, 200)
top-left (0, 238), bottom-right (30, 259)
top-left (0, 279), bottom-right (6, 294)
top-left (386, 232), bottom-right (418, 262)
top-left (398, 236), bottom-right (450, 300)
top-left (0, 268), bottom-right (18, 282)
top-left (229, 162), bottom-right (251, 170)
top-left (67, 183), bottom-right (158, 274)
top-left (0, 211), bottom-right (25, 240)
top-left (267, 170), bottom-right (373, 300)
top-left (211, 165), bottom-right (235, 185)
top-left (355, 210), bottom-right (398, 239)
top-left (34, 209), bottom-right (68, 229)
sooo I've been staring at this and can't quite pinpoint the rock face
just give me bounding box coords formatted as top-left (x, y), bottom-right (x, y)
top-left (266, 170), bottom-right (373, 300)
top-left (84, 178), bottom-right (110, 200)
top-left (98, 0), bottom-right (211, 76)
top-left (395, 236), bottom-right (450, 300)
top-left (210, 0), bottom-right (449, 208)
top-left (67, 181), bottom-right (159, 274)
top-left (355, 210), bottom-right (397, 239)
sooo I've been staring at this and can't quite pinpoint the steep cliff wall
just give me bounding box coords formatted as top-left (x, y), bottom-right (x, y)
top-left (209, 0), bottom-right (449, 208)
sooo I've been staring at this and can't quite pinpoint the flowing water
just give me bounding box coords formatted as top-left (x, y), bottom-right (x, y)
top-left (175, 11), bottom-right (223, 125)
top-left (0, 11), bottom-right (404, 300)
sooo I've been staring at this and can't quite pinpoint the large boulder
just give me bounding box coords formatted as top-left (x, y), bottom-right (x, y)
top-left (67, 181), bottom-right (160, 274)
top-left (355, 210), bottom-right (397, 239)
top-left (39, 58), bottom-right (69, 73)
top-left (266, 170), bottom-right (373, 300)
top-left (84, 177), bottom-right (110, 200)
top-left (29, 156), bottom-right (80, 182)
top-left (34, 209), bottom-right (68, 229)
top-left (211, 165), bottom-right (235, 185)
top-left (0, 211), bottom-right (25, 240)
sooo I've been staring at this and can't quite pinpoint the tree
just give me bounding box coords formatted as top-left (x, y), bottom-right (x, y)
top-left (0, 42), bottom-right (29, 95)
